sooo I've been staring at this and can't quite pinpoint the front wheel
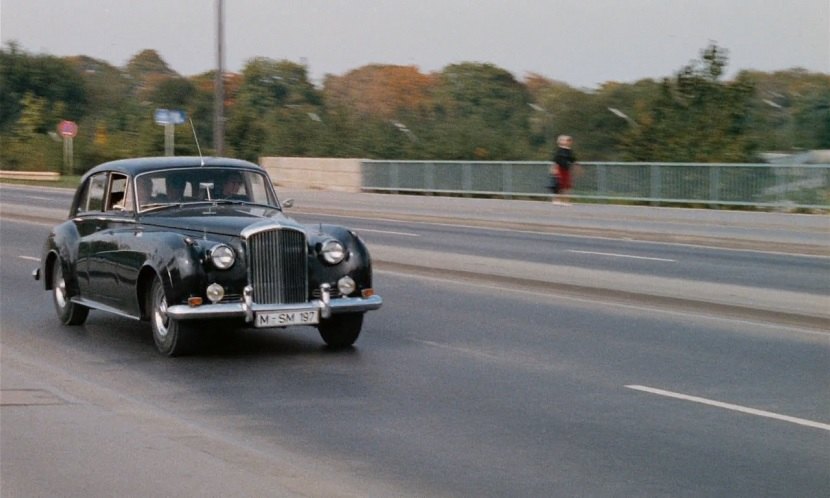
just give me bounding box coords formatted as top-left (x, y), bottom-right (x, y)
top-left (149, 277), bottom-right (193, 356)
top-left (52, 258), bottom-right (89, 325)
top-left (318, 313), bottom-right (363, 349)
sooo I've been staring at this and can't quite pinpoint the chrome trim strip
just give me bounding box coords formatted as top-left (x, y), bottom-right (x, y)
top-left (329, 295), bottom-right (383, 313)
top-left (166, 295), bottom-right (382, 322)
top-left (243, 285), bottom-right (253, 322)
top-left (240, 219), bottom-right (283, 239)
top-left (320, 283), bottom-right (331, 319)
top-left (71, 297), bottom-right (142, 320)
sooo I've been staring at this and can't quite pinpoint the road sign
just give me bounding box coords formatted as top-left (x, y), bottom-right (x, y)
top-left (154, 108), bottom-right (186, 125)
top-left (169, 110), bottom-right (186, 125)
top-left (154, 109), bottom-right (170, 125)
top-left (57, 120), bottom-right (78, 138)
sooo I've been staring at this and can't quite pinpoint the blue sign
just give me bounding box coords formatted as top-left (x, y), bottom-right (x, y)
top-left (154, 108), bottom-right (186, 125)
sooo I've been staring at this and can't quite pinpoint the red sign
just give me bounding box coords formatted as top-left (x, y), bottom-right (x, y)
top-left (57, 120), bottom-right (78, 138)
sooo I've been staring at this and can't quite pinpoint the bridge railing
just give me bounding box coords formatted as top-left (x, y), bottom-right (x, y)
top-left (361, 160), bottom-right (830, 209)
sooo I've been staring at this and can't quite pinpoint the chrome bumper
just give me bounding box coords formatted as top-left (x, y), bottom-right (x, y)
top-left (166, 284), bottom-right (382, 323)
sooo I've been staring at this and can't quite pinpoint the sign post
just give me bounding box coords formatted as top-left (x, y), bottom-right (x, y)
top-left (57, 120), bottom-right (78, 175)
top-left (154, 109), bottom-right (186, 156)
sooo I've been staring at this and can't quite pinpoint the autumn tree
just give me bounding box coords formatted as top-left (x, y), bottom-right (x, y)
top-left (324, 65), bottom-right (434, 120)
top-left (321, 65), bottom-right (435, 158)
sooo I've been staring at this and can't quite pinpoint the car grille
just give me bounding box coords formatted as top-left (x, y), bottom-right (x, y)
top-left (247, 228), bottom-right (307, 304)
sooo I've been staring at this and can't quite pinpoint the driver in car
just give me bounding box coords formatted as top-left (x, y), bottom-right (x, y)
top-left (220, 173), bottom-right (246, 200)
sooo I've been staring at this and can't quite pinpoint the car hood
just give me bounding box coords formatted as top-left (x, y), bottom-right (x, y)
top-left (139, 205), bottom-right (304, 237)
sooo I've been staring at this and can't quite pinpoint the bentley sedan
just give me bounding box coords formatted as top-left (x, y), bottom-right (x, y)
top-left (34, 157), bottom-right (382, 355)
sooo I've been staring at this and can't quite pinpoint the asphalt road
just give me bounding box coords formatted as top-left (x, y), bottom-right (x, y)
top-left (1, 185), bottom-right (829, 497)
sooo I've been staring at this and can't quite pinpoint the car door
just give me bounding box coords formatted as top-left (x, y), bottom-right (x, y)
top-left (74, 172), bottom-right (108, 300)
top-left (76, 172), bottom-right (135, 309)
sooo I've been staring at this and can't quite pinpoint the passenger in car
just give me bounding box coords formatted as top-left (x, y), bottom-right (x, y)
top-left (136, 176), bottom-right (155, 208)
top-left (166, 174), bottom-right (188, 202)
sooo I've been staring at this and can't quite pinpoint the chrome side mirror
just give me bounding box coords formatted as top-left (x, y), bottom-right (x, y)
top-left (281, 198), bottom-right (294, 209)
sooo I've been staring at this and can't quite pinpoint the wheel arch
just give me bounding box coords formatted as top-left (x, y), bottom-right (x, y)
top-left (136, 265), bottom-right (161, 320)
top-left (43, 250), bottom-right (59, 291)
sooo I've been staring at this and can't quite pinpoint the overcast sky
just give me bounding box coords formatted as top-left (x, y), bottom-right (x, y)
top-left (1, 0), bottom-right (828, 88)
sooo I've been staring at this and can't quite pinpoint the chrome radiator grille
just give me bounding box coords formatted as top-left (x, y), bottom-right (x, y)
top-left (247, 228), bottom-right (308, 304)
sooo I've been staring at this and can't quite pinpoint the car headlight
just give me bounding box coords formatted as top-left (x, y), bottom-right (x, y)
top-left (210, 244), bottom-right (235, 269)
top-left (321, 239), bottom-right (346, 265)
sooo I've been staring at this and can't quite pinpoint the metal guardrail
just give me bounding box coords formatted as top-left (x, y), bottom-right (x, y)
top-left (0, 170), bottom-right (60, 181)
top-left (361, 161), bottom-right (830, 209)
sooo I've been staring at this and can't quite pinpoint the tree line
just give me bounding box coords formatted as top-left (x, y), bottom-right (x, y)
top-left (1, 41), bottom-right (828, 174)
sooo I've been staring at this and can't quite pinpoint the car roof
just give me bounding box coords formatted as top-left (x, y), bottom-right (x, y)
top-left (82, 156), bottom-right (262, 179)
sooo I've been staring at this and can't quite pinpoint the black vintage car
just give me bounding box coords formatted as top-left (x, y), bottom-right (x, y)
top-left (34, 157), bottom-right (382, 355)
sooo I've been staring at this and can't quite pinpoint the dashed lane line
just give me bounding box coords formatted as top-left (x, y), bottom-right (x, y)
top-left (626, 385), bottom-right (830, 432)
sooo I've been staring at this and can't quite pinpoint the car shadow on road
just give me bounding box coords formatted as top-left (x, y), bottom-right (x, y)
top-left (75, 315), bottom-right (361, 360)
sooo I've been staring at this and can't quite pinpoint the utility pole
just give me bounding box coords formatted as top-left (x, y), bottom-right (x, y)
top-left (213, 0), bottom-right (225, 155)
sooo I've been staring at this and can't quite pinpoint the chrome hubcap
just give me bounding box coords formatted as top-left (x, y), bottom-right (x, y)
top-left (153, 286), bottom-right (169, 338)
top-left (54, 266), bottom-right (67, 309)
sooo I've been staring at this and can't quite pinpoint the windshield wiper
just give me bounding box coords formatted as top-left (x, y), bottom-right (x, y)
top-left (139, 202), bottom-right (182, 213)
top-left (210, 199), bottom-right (279, 210)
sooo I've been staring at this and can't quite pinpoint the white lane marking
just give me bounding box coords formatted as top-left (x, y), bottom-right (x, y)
top-left (355, 228), bottom-right (420, 237)
top-left (626, 385), bottom-right (830, 432)
top-left (19, 256), bottom-right (40, 262)
top-left (568, 250), bottom-right (676, 262)
top-left (26, 196), bottom-right (52, 201)
top-left (411, 339), bottom-right (503, 361)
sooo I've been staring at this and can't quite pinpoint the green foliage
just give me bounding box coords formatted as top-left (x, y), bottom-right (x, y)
top-left (620, 44), bottom-right (756, 162)
top-left (226, 58), bottom-right (324, 160)
top-left (0, 42), bottom-right (88, 132)
top-left (235, 58), bottom-right (321, 113)
top-left (124, 49), bottom-right (177, 84)
top-left (428, 63), bottom-right (532, 159)
top-left (1, 41), bottom-right (828, 171)
top-left (149, 77), bottom-right (197, 108)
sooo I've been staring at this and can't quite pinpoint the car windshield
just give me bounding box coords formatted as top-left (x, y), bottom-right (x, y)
top-left (135, 167), bottom-right (277, 212)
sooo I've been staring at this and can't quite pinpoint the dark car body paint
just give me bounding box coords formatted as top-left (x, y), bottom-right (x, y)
top-left (39, 157), bottom-right (375, 324)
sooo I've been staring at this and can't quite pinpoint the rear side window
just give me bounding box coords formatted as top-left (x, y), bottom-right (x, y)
top-left (106, 174), bottom-right (128, 211)
top-left (78, 173), bottom-right (107, 214)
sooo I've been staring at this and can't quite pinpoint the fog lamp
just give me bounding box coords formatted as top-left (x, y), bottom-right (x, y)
top-left (337, 276), bottom-right (356, 296)
top-left (206, 283), bottom-right (225, 303)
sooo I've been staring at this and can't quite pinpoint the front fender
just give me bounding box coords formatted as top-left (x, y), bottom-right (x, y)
top-left (138, 231), bottom-right (246, 308)
top-left (307, 225), bottom-right (373, 293)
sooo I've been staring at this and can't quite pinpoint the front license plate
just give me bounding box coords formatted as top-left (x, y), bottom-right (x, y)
top-left (255, 309), bottom-right (320, 328)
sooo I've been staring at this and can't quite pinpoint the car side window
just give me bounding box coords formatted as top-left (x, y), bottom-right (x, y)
top-left (79, 173), bottom-right (108, 214)
top-left (106, 174), bottom-right (129, 211)
top-left (248, 173), bottom-right (272, 204)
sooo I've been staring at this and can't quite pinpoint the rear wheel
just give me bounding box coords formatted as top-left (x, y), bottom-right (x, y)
top-left (149, 277), bottom-right (193, 356)
top-left (52, 258), bottom-right (89, 325)
top-left (318, 313), bottom-right (363, 349)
